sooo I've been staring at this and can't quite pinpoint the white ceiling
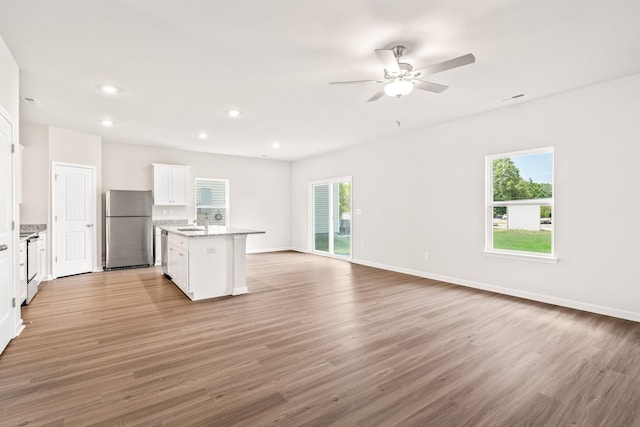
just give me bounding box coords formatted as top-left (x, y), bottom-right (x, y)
top-left (1, 0), bottom-right (639, 161)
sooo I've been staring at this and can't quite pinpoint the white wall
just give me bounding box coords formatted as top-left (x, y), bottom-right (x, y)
top-left (49, 126), bottom-right (103, 273)
top-left (102, 143), bottom-right (291, 253)
top-left (292, 72), bottom-right (640, 321)
top-left (19, 125), bottom-right (104, 274)
top-left (19, 123), bottom-right (48, 224)
top-left (0, 39), bottom-right (18, 122)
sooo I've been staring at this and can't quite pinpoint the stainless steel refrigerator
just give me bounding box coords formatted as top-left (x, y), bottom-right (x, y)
top-left (105, 190), bottom-right (153, 270)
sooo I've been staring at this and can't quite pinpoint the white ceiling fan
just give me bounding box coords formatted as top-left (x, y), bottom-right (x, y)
top-left (329, 46), bottom-right (476, 102)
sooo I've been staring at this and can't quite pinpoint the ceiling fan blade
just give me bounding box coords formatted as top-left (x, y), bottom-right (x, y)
top-left (414, 53), bottom-right (476, 77)
top-left (329, 79), bottom-right (383, 85)
top-left (375, 49), bottom-right (400, 73)
top-left (413, 80), bottom-right (449, 93)
top-left (367, 89), bottom-right (386, 102)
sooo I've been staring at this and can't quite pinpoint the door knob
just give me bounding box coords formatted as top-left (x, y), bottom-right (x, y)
top-left (86, 224), bottom-right (94, 228)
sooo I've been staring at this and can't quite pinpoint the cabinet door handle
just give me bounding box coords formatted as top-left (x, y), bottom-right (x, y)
top-left (0, 244), bottom-right (7, 252)
top-left (19, 263), bottom-right (24, 267)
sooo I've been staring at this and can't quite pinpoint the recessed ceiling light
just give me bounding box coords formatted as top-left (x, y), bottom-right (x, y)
top-left (228, 109), bottom-right (240, 118)
top-left (101, 119), bottom-right (114, 127)
top-left (272, 142), bottom-right (280, 149)
top-left (100, 85), bottom-right (119, 94)
top-left (197, 132), bottom-right (208, 140)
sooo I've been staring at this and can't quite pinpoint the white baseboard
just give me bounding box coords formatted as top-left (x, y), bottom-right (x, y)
top-left (14, 322), bottom-right (25, 337)
top-left (247, 247), bottom-right (294, 254)
top-left (350, 258), bottom-right (640, 323)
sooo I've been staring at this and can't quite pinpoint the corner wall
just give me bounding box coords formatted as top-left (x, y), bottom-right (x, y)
top-left (101, 143), bottom-right (291, 254)
top-left (20, 123), bottom-right (48, 224)
top-left (19, 124), bottom-right (103, 275)
top-left (291, 72), bottom-right (640, 321)
top-left (49, 126), bottom-right (103, 273)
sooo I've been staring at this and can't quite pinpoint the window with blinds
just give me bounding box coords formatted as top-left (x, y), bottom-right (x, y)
top-left (195, 178), bottom-right (229, 226)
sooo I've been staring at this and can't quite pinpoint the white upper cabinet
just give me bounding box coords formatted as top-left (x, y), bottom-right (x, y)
top-left (153, 164), bottom-right (189, 205)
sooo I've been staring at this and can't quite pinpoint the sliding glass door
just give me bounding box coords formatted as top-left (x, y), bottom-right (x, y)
top-left (312, 178), bottom-right (351, 257)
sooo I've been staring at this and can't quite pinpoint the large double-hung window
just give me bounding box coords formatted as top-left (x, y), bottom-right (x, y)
top-left (486, 147), bottom-right (555, 260)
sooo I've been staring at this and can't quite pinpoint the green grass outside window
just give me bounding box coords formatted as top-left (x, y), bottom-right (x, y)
top-left (493, 229), bottom-right (551, 254)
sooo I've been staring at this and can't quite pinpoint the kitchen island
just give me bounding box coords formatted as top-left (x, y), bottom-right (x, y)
top-left (160, 226), bottom-right (265, 301)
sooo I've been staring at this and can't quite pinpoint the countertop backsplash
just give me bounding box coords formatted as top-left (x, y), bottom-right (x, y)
top-left (20, 224), bottom-right (47, 233)
top-left (152, 219), bottom-right (189, 226)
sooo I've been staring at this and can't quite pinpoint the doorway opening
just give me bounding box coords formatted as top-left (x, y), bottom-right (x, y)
top-left (311, 177), bottom-right (351, 258)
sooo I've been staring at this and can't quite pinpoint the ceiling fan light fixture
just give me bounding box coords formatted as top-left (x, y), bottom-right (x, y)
top-left (384, 79), bottom-right (413, 97)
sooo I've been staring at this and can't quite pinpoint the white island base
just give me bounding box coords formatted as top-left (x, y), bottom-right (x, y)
top-left (162, 226), bottom-right (264, 301)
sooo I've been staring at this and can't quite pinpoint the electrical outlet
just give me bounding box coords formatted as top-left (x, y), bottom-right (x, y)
top-left (207, 247), bottom-right (216, 254)
top-left (424, 252), bottom-right (430, 260)
top-left (355, 209), bottom-right (362, 215)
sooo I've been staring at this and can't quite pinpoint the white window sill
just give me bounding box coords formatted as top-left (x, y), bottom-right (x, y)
top-left (482, 250), bottom-right (558, 264)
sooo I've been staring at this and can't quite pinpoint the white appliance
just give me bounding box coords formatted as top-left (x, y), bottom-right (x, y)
top-left (25, 234), bottom-right (40, 304)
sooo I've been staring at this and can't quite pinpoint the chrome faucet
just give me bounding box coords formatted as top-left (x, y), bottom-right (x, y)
top-left (196, 213), bottom-right (209, 233)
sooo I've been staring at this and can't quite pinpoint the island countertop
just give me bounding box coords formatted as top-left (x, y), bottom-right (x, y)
top-left (159, 225), bottom-right (265, 238)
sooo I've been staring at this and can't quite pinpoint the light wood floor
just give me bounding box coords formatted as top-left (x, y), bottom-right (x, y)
top-left (1, 251), bottom-right (639, 426)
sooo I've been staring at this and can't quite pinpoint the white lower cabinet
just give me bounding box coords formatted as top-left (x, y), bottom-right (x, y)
top-left (163, 229), bottom-right (254, 301)
top-left (167, 233), bottom-right (189, 297)
top-left (37, 231), bottom-right (47, 281)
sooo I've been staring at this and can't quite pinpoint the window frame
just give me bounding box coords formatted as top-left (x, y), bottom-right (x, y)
top-left (195, 178), bottom-right (229, 226)
top-left (484, 147), bottom-right (557, 262)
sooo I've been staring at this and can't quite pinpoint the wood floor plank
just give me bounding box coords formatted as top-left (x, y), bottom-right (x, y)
top-left (1, 251), bottom-right (640, 426)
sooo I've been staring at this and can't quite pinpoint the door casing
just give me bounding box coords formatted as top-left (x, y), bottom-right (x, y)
top-left (51, 162), bottom-right (98, 278)
top-left (308, 176), bottom-right (352, 259)
top-left (0, 105), bottom-right (17, 354)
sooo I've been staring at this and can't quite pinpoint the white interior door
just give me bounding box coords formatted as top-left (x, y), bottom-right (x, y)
top-left (54, 164), bottom-right (94, 277)
top-left (0, 111), bottom-right (14, 354)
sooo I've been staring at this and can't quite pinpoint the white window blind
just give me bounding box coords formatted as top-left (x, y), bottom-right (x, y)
top-left (195, 178), bottom-right (228, 225)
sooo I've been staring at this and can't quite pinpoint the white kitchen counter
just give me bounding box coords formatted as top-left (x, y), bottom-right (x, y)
top-left (160, 225), bottom-right (264, 238)
top-left (159, 225), bottom-right (265, 300)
